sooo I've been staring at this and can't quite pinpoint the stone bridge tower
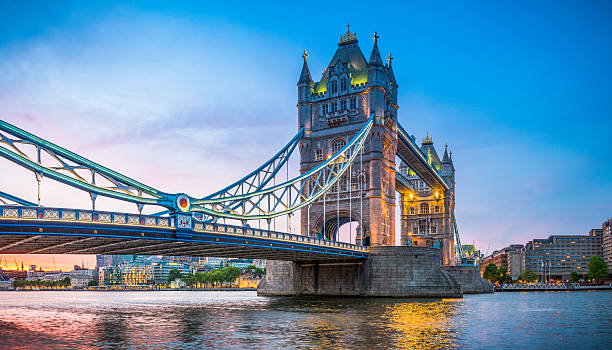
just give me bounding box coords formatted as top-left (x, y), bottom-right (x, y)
top-left (297, 28), bottom-right (398, 246)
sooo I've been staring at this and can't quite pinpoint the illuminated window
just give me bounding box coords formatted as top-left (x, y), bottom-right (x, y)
top-left (331, 139), bottom-right (346, 154)
top-left (420, 203), bottom-right (429, 214)
top-left (340, 78), bottom-right (347, 91)
top-left (350, 97), bottom-right (357, 109)
top-left (331, 80), bottom-right (338, 94)
top-left (340, 99), bottom-right (347, 110)
top-left (314, 149), bottom-right (323, 161)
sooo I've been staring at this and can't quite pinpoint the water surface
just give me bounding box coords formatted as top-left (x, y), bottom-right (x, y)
top-left (0, 290), bottom-right (610, 349)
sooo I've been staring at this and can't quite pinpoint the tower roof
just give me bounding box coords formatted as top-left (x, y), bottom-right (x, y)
top-left (313, 27), bottom-right (368, 93)
top-left (298, 50), bottom-right (313, 84)
top-left (368, 32), bottom-right (384, 67)
top-left (420, 132), bottom-right (442, 171)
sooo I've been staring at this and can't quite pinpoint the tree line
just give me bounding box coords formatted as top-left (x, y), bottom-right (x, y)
top-left (167, 266), bottom-right (265, 288)
top-left (13, 277), bottom-right (71, 289)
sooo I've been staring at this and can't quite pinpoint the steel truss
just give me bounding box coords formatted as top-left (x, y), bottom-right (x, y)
top-left (0, 121), bottom-right (174, 209)
top-left (190, 116), bottom-right (374, 220)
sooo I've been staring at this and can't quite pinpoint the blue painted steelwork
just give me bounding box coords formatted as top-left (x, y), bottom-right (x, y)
top-left (0, 190), bottom-right (36, 206)
top-left (0, 120), bottom-right (175, 208)
top-left (191, 116), bottom-right (374, 220)
top-left (0, 205), bottom-right (368, 259)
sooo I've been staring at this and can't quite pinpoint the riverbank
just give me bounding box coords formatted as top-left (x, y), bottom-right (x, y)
top-left (4, 287), bottom-right (258, 292)
top-left (495, 284), bottom-right (612, 292)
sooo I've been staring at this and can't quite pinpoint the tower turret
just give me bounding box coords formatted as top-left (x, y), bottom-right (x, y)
top-left (297, 51), bottom-right (314, 131)
top-left (367, 32), bottom-right (387, 119)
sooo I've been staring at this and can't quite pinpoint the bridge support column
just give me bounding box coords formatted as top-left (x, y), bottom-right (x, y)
top-left (258, 246), bottom-right (463, 297)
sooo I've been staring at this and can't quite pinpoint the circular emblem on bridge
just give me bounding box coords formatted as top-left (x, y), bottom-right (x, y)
top-left (176, 194), bottom-right (190, 212)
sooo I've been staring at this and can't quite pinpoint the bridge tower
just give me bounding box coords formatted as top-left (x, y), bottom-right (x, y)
top-left (398, 140), bottom-right (456, 265)
top-left (298, 27), bottom-right (398, 246)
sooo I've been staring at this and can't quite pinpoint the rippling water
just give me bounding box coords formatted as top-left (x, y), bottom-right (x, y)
top-left (0, 290), bottom-right (610, 349)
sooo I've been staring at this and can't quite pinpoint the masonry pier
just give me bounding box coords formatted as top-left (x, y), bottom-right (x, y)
top-left (258, 246), bottom-right (479, 297)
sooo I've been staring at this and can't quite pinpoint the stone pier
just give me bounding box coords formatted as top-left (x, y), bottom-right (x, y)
top-left (441, 266), bottom-right (494, 294)
top-left (258, 246), bottom-right (463, 298)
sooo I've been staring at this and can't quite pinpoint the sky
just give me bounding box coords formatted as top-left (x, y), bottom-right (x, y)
top-left (1, 1), bottom-right (611, 270)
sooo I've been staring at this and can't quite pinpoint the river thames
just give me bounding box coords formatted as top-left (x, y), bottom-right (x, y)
top-left (0, 290), bottom-right (610, 349)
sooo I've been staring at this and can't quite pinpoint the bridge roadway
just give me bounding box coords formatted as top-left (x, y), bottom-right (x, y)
top-left (0, 206), bottom-right (367, 261)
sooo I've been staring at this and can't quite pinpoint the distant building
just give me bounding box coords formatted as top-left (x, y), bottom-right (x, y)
top-left (602, 218), bottom-right (612, 273)
top-left (96, 255), bottom-right (112, 269)
top-left (151, 261), bottom-right (191, 284)
top-left (525, 230), bottom-right (603, 281)
top-left (481, 244), bottom-right (525, 280)
top-left (99, 264), bottom-right (153, 286)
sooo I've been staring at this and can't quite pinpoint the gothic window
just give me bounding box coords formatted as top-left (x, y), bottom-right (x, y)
top-left (420, 203), bottom-right (429, 214)
top-left (321, 103), bottom-right (328, 115)
top-left (410, 207), bottom-right (415, 215)
top-left (330, 139), bottom-right (346, 154)
top-left (331, 101), bottom-right (337, 113)
top-left (340, 99), bottom-right (347, 110)
top-left (314, 149), bottom-right (323, 161)
top-left (331, 80), bottom-right (338, 94)
top-left (340, 78), bottom-right (347, 91)
top-left (350, 97), bottom-right (356, 109)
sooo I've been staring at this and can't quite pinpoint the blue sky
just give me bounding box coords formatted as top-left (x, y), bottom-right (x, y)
top-left (1, 1), bottom-right (611, 267)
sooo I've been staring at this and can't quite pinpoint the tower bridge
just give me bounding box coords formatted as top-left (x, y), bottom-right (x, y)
top-left (0, 28), bottom-right (490, 296)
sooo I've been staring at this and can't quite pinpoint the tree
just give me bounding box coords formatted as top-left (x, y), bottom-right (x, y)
top-left (483, 263), bottom-right (499, 283)
top-left (588, 256), bottom-right (609, 284)
top-left (167, 269), bottom-right (182, 283)
top-left (570, 271), bottom-right (580, 283)
top-left (497, 266), bottom-right (510, 284)
top-left (518, 270), bottom-right (537, 283)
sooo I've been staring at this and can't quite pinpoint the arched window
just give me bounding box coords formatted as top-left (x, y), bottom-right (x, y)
top-left (331, 80), bottom-right (338, 94)
top-left (420, 203), bottom-right (429, 214)
top-left (340, 78), bottom-right (347, 91)
top-left (330, 139), bottom-right (346, 155)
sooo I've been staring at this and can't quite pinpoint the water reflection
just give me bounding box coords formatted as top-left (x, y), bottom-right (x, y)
top-left (0, 291), bottom-right (610, 349)
top-left (385, 300), bottom-right (459, 349)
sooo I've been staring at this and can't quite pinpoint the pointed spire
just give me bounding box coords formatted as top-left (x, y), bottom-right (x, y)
top-left (368, 32), bottom-right (383, 66)
top-left (442, 143), bottom-right (450, 163)
top-left (298, 50), bottom-right (312, 84)
top-left (387, 53), bottom-right (397, 84)
top-left (422, 131), bottom-right (433, 145)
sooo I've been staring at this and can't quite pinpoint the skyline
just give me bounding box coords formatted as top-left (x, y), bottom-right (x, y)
top-left (1, 1), bottom-right (611, 270)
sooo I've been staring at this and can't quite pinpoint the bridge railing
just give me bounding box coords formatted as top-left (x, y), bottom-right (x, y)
top-left (0, 205), bottom-right (367, 253)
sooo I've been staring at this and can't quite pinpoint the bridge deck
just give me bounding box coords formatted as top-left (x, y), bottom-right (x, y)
top-left (0, 206), bottom-right (367, 261)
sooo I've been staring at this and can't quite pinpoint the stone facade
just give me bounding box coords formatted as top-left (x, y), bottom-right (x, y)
top-left (258, 246), bottom-right (462, 297)
top-left (297, 29), bottom-right (398, 246)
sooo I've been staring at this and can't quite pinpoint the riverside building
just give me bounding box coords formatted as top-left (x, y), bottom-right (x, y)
top-left (602, 218), bottom-right (612, 273)
top-left (524, 230), bottom-right (603, 281)
top-left (481, 244), bottom-right (524, 280)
